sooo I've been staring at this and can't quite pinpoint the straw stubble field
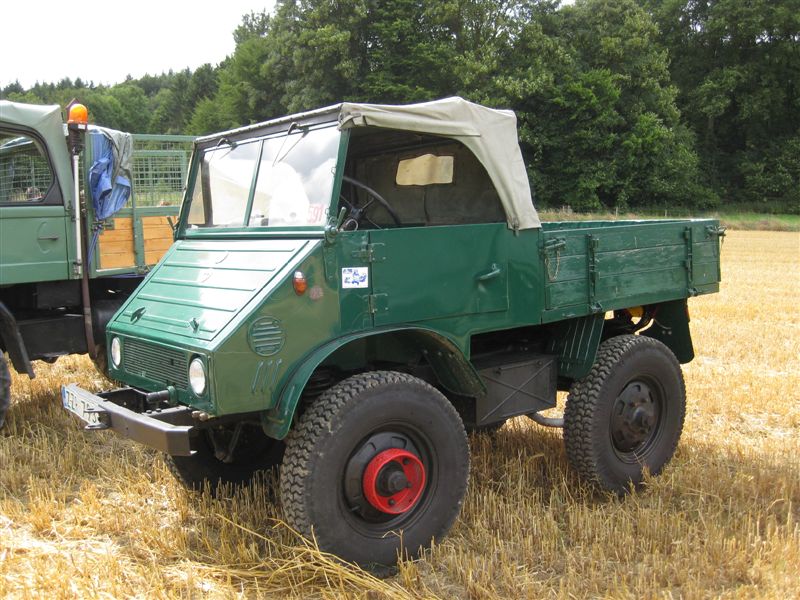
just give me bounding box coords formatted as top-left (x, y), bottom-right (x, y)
top-left (1, 230), bottom-right (798, 599)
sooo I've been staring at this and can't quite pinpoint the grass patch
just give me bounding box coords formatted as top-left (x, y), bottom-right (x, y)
top-left (1, 231), bottom-right (799, 598)
top-left (538, 207), bottom-right (800, 231)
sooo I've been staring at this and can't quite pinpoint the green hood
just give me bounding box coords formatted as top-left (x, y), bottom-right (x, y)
top-left (113, 238), bottom-right (315, 343)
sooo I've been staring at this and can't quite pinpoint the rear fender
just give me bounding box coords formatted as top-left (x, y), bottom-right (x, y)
top-left (643, 298), bottom-right (694, 363)
top-left (260, 327), bottom-right (484, 439)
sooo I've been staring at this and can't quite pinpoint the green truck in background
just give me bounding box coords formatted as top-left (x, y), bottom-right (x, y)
top-left (61, 97), bottom-right (724, 566)
top-left (0, 101), bottom-right (193, 427)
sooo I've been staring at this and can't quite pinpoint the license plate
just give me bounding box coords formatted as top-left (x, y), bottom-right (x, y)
top-left (62, 386), bottom-right (109, 430)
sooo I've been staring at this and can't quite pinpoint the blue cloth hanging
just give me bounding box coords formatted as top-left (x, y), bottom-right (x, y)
top-left (87, 129), bottom-right (133, 266)
top-left (88, 129), bottom-right (131, 220)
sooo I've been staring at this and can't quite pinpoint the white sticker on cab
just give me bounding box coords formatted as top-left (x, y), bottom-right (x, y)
top-left (342, 267), bottom-right (369, 289)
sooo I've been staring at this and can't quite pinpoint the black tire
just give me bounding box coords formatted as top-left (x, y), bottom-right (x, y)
top-left (91, 344), bottom-right (109, 379)
top-left (167, 423), bottom-right (285, 495)
top-left (563, 334), bottom-right (686, 494)
top-left (0, 354), bottom-right (10, 430)
top-left (280, 371), bottom-right (470, 567)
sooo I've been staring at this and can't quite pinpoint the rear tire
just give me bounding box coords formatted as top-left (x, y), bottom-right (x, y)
top-left (563, 335), bottom-right (686, 493)
top-left (167, 423), bottom-right (284, 495)
top-left (280, 371), bottom-right (469, 567)
top-left (0, 354), bottom-right (10, 429)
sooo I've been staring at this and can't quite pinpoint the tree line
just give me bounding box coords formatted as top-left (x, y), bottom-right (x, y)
top-left (3, 0), bottom-right (797, 213)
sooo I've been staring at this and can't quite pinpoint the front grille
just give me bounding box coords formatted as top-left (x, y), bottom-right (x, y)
top-left (123, 338), bottom-right (189, 389)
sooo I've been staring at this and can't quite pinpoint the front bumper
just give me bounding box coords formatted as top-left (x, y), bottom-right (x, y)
top-left (61, 384), bottom-right (195, 456)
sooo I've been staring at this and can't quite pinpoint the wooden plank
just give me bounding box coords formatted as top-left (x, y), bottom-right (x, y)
top-left (105, 217), bottom-right (133, 231)
top-left (545, 278), bottom-right (589, 309)
top-left (544, 222), bottom-right (687, 255)
top-left (144, 238), bottom-right (173, 252)
top-left (597, 267), bottom-right (686, 302)
top-left (143, 226), bottom-right (173, 241)
top-left (98, 217), bottom-right (135, 269)
top-left (100, 251), bottom-right (137, 270)
top-left (598, 245), bottom-right (685, 276)
top-left (542, 254), bottom-right (587, 283)
top-left (142, 215), bottom-right (172, 226)
top-left (99, 230), bottom-right (134, 242)
top-left (99, 240), bottom-right (135, 254)
top-left (97, 217), bottom-right (134, 242)
top-left (145, 250), bottom-right (170, 265)
top-left (142, 214), bottom-right (174, 266)
top-left (693, 260), bottom-right (720, 286)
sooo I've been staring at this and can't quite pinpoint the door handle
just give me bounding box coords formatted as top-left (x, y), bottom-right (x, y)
top-left (476, 263), bottom-right (502, 282)
top-left (37, 235), bottom-right (60, 241)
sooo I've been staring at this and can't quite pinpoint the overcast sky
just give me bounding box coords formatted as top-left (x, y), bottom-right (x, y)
top-left (1, 0), bottom-right (276, 88)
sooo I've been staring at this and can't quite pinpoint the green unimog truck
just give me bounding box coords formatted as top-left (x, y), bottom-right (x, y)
top-left (0, 101), bottom-right (193, 428)
top-left (62, 97), bottom-right (723, 566)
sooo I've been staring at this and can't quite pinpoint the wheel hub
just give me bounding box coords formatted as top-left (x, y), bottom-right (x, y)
top-left (611, 381), bottom-right (658, 453)
top-left (362, 448), bottom-right (425, 515)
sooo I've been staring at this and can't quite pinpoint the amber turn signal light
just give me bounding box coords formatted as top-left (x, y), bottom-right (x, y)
top-left (293, 271), bottom-right (308, 295)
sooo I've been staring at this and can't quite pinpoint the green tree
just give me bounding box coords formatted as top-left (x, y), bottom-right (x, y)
top-left (148, 69), bottom-right (195, 133)
top-left (108, 84), bottom-right (150, 132)
top-left (499, 0), bottom-right (711, 211)
top-left (639, 0), bottom-right (800, 211)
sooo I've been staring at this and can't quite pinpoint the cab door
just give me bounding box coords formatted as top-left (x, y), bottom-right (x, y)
top-left (0, 129), bottom-right (70, 284)
top-left (368, 223), bottom-right (509, 326)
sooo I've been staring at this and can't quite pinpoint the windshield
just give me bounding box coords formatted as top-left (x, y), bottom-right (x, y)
top-left (186, 123), bottom-right (340, 229)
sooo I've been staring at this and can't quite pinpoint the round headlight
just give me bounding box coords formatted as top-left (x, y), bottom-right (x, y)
top-left (189, 357), bottom-right (206, 396)
top-left (110, 336), bottom-right (121, 368)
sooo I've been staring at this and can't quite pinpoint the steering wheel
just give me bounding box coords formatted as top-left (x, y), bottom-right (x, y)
top-left (339, 175), bottom-right (401, 230)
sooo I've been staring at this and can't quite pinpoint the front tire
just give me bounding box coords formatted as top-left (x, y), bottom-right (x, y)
top-left (0, 354), bottom-right (10, 429)
top-left (563, 335), bottom-right (686, 493)
top-left (280, 371), bottom-right (470, 567)
top-left (91, 344), bottom-right (109, 379)
top-left (167, 423), bottom-right (284, 495)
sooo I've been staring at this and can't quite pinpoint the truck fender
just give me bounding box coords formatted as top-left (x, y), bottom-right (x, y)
top-left (643, 298), bottom-right (694, 364)
top-left (260, 326), bottom-right (485, 439)
top-left (0, 302), bottom-right (35, 378)
top-left (547, 313), bottom-right (605, 381)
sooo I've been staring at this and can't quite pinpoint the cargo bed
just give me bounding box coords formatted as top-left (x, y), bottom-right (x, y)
top-left (539, 219), bottom-right (723, 322)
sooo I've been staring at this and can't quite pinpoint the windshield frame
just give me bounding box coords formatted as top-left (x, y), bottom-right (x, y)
top-left (177, 120), bottom-right (348, 238)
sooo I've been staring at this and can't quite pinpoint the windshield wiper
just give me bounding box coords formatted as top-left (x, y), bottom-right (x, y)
top-left (272, 122), bottom-right (308, 166)
top-left (208, 136), bottom-right (237, 160)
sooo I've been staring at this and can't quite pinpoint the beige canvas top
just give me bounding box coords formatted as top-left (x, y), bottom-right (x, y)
top-left (339, 97), bottom-right (540, 229)
top-left (196, 97), bottom-right (540, 229)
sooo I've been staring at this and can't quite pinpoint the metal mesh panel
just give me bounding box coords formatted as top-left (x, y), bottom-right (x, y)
top-left (0, 135), bottom-right (53, 203)
top-left (130, 137), bottom-right (194, 207)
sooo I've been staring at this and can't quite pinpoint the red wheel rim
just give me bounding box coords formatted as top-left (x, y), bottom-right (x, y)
top-left (362, 448), bottom-right (426, 514)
